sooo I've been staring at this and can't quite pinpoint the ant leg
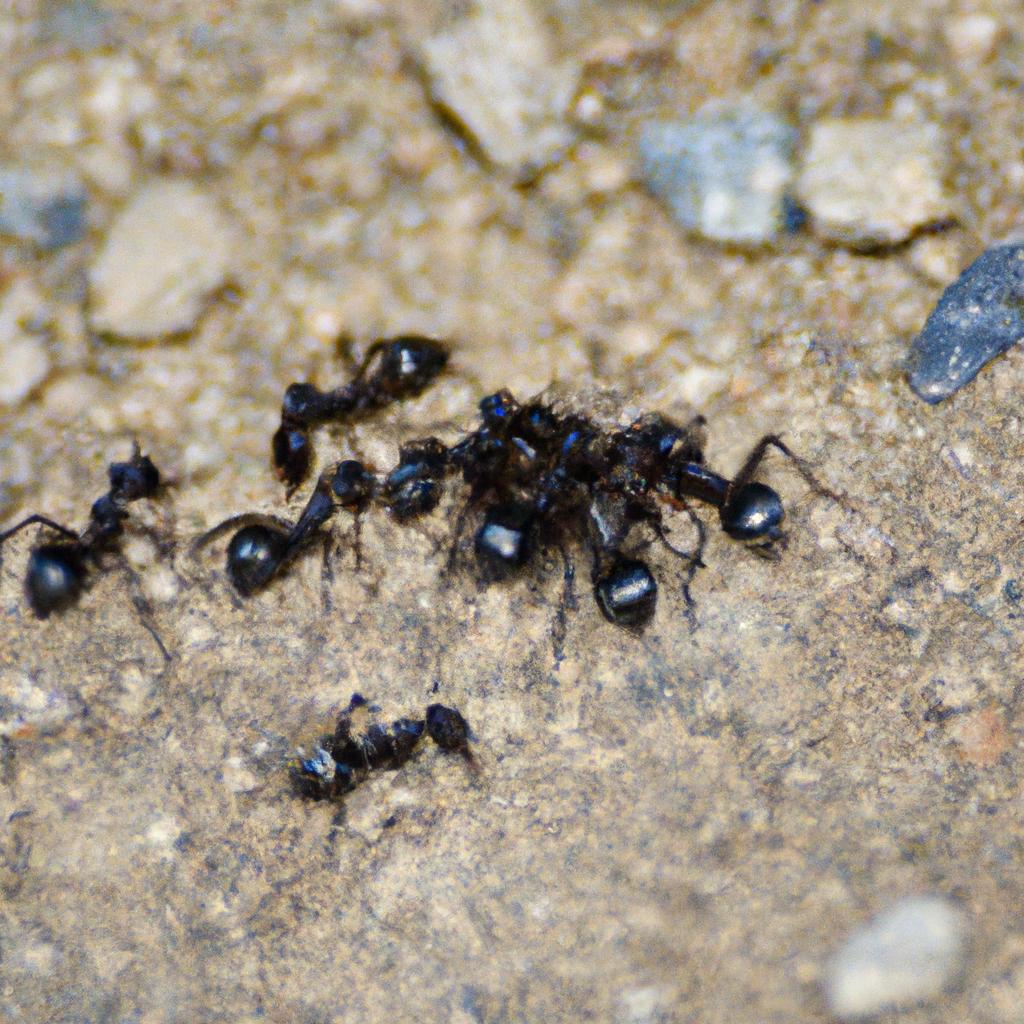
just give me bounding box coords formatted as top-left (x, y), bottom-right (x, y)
top-left (351, 509), bottom-right (364, 572)
top-left (117, 558), bottom-right (172, 663)
top-left (190, 512), bottom-right (294, 553)
top-left (551, 545), bottom-right (577, 663)
top-left (649, 507), bottom-right (701, 632)
top-left (443, 501), bottom-right (472, 578)
top-left (730, 435), bottom-right (843, 504)
top-left (350, 339), bottom-right (388, 382)
top-left (320, 534), bottom-right (335, 613)
top-left (0, 515), bottom-right (78, 545)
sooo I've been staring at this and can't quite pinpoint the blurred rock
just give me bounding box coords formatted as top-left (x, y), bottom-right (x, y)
top-left (907, 243), bottom-right (1024, 403)
top-left (0, 671), bottom-right (83, 739)
top-left (419, 0), bottom-right (574, 176)
top-left (40, 0), bottom-right (114, 50)
top-left (88, 179), bottom-right (234, 340)
top-left (0, 279), bottom-right (52, 407)
top-left (797, 118), bottom-right (954, 247)
top-left (0, 167), bottom-right (87, 250)
top-left (638, 105), bottom-right (796, 245)
top-left (824, 896), bottom-right (967, 1019)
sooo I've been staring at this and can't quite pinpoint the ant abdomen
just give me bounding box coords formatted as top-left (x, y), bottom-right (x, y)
top-left (719, 482), bottom-right (784, 546)
top-left (25, 543), bottom-right (88, 618)
top-left (594, 557), bottom-right (658, 631)
top-left (226, 524), bottom-right (290, 595)
top-left (474, 501), bottom-right (535, 581)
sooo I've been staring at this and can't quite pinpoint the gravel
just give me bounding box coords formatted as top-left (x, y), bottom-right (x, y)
top-left (88, 179), bottom-right (234, 340)
top-left (419, 0), bottom-right (574, 176)
top-left (907, 243), bottom-right (1024, 403)
top-left (796, 117), bottom-right (954, 248)
top-left (823, 896), bottom-right (967, 1019)
top-left (637, 104), bottom-right (796, 246)
top-left (0, 166), bottom-right (87, 250)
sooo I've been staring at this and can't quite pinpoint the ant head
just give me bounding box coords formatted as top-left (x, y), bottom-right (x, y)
top-left (108, 451), bottom-right (160, 501)
top-left (478, 389), bottom-right (519, 427)
top-left (378, 336), bottom-right (449, 397)
top-left (330, 460), bottom-right (373, 508)
top-left (474, 501), bottom-right (534, 580)
top-left (226, 524), bottom-right (289, 595)
top-left (384, 439), bottom-right (447, 519)
top-left (720, 482), bottom-right (784, 547)
top-left (594, 557), bottom-right (657, 631)
top-left (425, 704), bottom-right (472, 757)
top-left (272, 424), bottom-right (311, 489)
top-left (26, 543), bottom-right (87, 618)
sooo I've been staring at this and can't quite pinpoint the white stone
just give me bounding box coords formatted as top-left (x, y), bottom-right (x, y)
top-left (944, 14), bottom-right (1001, 66)
top-left (0, 278), bottom-right (52, 405)
top-left (0, 334), bottom-right (50, 406)
top-left (420, 0), bottom-right (574, 174)
top-left (0, 670), bottom-right (81, 738)
top-left (797, 118), bottom-right (954, 247)
top-left (89, 179), bottom-right (234, 339)
top-left (823, 896), bottom-right (967, 1019)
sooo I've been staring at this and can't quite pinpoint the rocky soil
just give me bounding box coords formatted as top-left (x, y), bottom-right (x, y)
top-left (2, 2), bottom-right (1024, 1022)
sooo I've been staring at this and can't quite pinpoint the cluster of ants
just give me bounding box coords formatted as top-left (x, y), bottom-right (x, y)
top-left (0, 334), bottom-right (835, 800)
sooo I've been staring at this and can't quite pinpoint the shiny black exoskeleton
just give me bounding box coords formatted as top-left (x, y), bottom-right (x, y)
top-left (209, 379), bottom-right (834, 634)
top-left (393, 397), bottom-right (833, 632)
top-left (195, 457), bottom-right (370, 595)
top-left (0, 446), bottom-right (162, 619)
top-left (292, 695), bottom-right (474, 802)
top-left (272, 335), bottom-right (449, 491)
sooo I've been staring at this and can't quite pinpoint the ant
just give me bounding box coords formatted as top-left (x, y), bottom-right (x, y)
top-left (347, 390), bottom-right (836, 633)
top-left (0, 445), bottom-right (170, 655)
top-left (193, 459), bottom-right (374, 595)
top-left (201, 386), bottom-right (836, 636)
top-left (291, 694), bottom-right (474, 801)
top-left (272, 335), bottom-right (449, 492)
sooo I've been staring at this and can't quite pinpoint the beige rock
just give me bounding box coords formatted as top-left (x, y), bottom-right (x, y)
top-left (88, 179), bottom-right (234, 339)
top-left (797, 118), bottom-right (954, 247)
top-left (0, 279), bottom-right (51, 406)
top-left (420, 0), bottom-right (574, 175)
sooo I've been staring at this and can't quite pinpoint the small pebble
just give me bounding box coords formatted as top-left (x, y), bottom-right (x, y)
top-left (943, 14), bottom-right (1001, 66)
top-left (0, 280), bottom-right (52, 407)
top-left (88, 179), bottom-right (234, 340)
top-left (0, 166), bottom-right (87, 250)
top-left (907, 243), bottom-right (1024, 403)
top-left (796, 118), bottom-right (954, 247)
top-left (419, 0), bottom-right (574, 175)
top-left (0, 671), bottom-right (83, 738)
top-left (0, 336), bottom-right (50, 407)
top-left (637, 104), bottom-right (796, 246)
top-left (40, 0), bottom-right (113, 50)
top-left (823, 896), bottom-right (967, 1019)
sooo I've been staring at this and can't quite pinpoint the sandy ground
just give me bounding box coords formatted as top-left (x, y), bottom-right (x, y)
top-left (2, 1), bottom-right (1024, 1021)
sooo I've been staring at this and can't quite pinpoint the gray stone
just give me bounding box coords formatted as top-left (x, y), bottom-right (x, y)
top-left (0, 168), bottom-right (87, 250)
top-left (637, 105), bottom-right (796, 245)
top-left (40, 0), bottom-right (114, 50)
top-left (907, 243), bottom-right (1024, 403)
top-left (823, 896), bottom-right (967, 1019)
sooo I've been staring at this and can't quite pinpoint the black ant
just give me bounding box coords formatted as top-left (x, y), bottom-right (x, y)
top-left (201, 387), bottom-right (837, 636)
top-left (291, 694), bottom-right (474, 801)
top-left (0, 446), bottom-right (170, 654)
top-left (192, 458), bottom-right (374, 595)
top-left (351, 390), bottom-right (836, 632)
top-left (272, 335), bottom-right (449, 492)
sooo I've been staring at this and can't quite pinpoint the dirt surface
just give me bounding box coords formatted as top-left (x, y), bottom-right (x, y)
top-left (2, 2), bottom-right (1024, 1022)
